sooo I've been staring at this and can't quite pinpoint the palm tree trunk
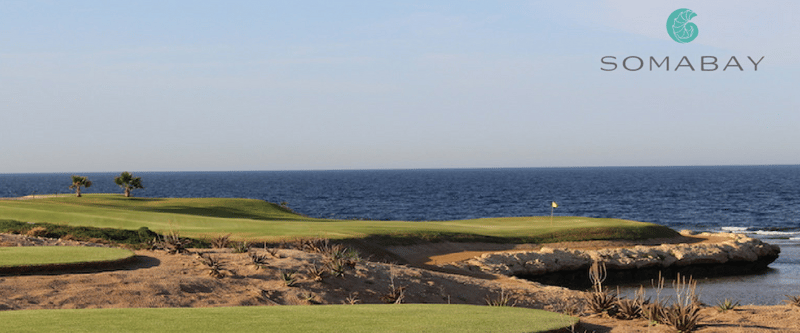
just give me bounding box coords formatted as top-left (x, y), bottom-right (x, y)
top-left (76, 186), bottom-right (82, 197)
top-left (124, 188), bottom-right (131, 197)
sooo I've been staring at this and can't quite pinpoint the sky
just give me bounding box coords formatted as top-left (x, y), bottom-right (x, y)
top-left (1, 1), bottom-right (799, 173)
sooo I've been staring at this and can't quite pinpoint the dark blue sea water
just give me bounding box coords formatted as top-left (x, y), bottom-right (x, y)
top-left (1, 166), bottom-right (799, 304)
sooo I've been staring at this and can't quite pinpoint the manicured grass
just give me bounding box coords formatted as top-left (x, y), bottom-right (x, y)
top-left (0, 194), bottom-right (677, 243)
top-left (0, 246), bottom-right (134, 267)
top-left (0, 304), bottom-right (578, 333)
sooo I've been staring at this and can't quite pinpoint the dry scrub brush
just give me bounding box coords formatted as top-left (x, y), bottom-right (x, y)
top-left (660, 274), bottom-right (702, 333)
top-left (784, 295), bottom-right (800, 307)
top-left (715, 298), bottom-right (739, 313)
top-left (380, 269), bottom-right (406, 304)
top-left (197, 253), bottom-right (227, 278)
top-left (210, 234), bottom-right (231, 248)
top-left (485, 289), bottom-right (517, 307)
top-left (343, 292), bottom-right (360, 305)
top-left (585, 261), bottom-right (617, 316)
top-left (307, 261), bottom-right (326, 282)
top-left (249, 252), bottom-right (269, 267)
top-left (281, 270), bottom-right (298, 287)
top-left (232, 241), bottom-right (250, 253)
top-left (615, 287), bottom-right (647, 320)
top-left (160, 230), bottom-right (192, 254)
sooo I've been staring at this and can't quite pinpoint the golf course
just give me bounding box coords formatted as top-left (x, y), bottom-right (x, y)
top-left (0, 194), bottom-right (682, 332)
top-left (0, 194), bottom-right (677, 243)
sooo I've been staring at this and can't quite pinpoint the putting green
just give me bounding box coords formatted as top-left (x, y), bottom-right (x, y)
top-left (0, 304), bottom-right (578, 333)
top-left (0, 246), bottom-right (134, 267)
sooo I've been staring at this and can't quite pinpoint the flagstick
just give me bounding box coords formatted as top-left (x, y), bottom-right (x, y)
top-left (550, 205), bottom-right (554, 225)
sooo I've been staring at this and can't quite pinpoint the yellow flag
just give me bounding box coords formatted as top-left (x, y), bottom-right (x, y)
top-left (551, 201), bottom-right (558, 208)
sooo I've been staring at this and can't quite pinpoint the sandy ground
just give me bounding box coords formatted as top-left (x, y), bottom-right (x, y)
top-left (2, 233), bottom-right (799, 332)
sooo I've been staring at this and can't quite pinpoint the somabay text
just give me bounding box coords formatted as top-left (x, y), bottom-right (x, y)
top-left (601, 56), bottom-right (764, 71)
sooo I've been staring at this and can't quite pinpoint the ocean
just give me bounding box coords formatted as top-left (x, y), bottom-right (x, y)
top-left (1, 166), bottom-right (799, 304)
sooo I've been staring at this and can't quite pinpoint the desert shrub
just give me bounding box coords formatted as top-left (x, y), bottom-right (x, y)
top-left (660, 274), bottom-right (702, 332)
top-left (661, 304), bottom-right (701, 332)
top-left (616, 298), bottom-right (641, 320)
top-left (344, 248), bottom-right (361, 268)
top-left (343, 292), bottom-right (360, 305)
top-left (784, 295), bottom-right (800, 307)
top-left (198, 254), bottom-right (226, 278)
top-left (325, 244), bottom-right (346, 259)
top-left (327, 258), bottom-right (346, 278)
top-left (281, 270), bottom-right (297, 287)
top-left (160, 230), bottom-right (192, 254)
top-left (60, 234), bottom-right (77, 241)
top-left (210, 234), bottom-right (231, 249)
top-left (249, 252), bottom-right (269, 266)
top-left (232, 241), bottom-right (250, 253)
top-left (715, 298), bottom-right (739, 312)
top-left (380, 284), bottom-right (406, 304)
top-left (641, 302), bottom-right (664, 324)
top-left (380, 269), bottom-right (406, 304)
top-left (26, 226), bottom-right (48, 237)
top-left (585, 261), bottom-right (617, 316)
top-left (294, 238), bottom-right (330, 253)
top-left (299, 291), bottom-right (317, 304)
top-left (485, 289), bottom-right (517, 307)
top-left (615, 286), bottom-right (647, 320)
top-left (638, 273), bottom-right (668, 325)
top-left (307, 262), bottom-right (326, 282)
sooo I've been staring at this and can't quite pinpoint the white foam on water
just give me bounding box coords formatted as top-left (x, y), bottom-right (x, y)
top-left (753, 230), bottom-right (800, 236)
top-left (721, 226), bottom-right (748, 232)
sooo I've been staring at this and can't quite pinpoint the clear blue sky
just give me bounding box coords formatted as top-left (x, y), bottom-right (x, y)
top-left (2, 1), bottom-right (798, 173)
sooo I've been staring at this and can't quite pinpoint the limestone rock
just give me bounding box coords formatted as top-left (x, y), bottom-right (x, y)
top-left (455, 233), bottom-right (780, 276)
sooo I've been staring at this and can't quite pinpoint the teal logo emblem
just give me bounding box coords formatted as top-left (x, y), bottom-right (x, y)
top-left (667, 9), bottom-right (698, 43)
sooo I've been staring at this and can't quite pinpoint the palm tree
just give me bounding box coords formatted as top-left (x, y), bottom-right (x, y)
top-left (69, 175), bottom-right (93, 197)
top-left (114, 171), bottom-right (144, 197)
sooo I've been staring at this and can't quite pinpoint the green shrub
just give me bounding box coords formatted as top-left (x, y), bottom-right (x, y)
top-left (0, 220), bottom-right (162, 247)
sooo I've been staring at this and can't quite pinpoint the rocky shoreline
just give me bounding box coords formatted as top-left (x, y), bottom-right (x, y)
top-left (442, 231), bottom-right (780, 285)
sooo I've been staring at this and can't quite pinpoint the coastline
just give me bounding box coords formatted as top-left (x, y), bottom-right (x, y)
top-left (385, 231), bottom-right (780, 281)
top-left (441, 231), bottom-right (779, 278)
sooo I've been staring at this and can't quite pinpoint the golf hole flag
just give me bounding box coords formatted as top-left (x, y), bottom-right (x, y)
top-left (551, 201), bottom-right (558, 208)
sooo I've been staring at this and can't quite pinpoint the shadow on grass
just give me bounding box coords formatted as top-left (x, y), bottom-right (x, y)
top-left (137, 205), bottom-right (311, 221)
top-left (346, 225), bottom-right (681, 247)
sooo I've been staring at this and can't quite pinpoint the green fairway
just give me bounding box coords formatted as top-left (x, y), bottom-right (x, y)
top-left (0, 304), bottom-right (577, 333)
top-left (0, 194), bottom-right (677, 242)
top-left (0, 246), bottom-right (134, 267)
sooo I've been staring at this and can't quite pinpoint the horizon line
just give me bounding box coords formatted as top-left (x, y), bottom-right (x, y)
top-left (2, 163), bottom-right (798, 175)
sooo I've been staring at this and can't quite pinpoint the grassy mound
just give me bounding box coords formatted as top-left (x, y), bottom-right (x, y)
top-left (0, 246), bottom-right (134, 267)
top-left (0, 194), bottom-right (678, 244)
top-left (0, 246), bottom-right (135, 274)
top-left (0, 304), bottom-right (578, 333)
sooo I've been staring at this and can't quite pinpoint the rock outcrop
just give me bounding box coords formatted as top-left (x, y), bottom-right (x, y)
top-left (448, 232), bottom-right (780, 277)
